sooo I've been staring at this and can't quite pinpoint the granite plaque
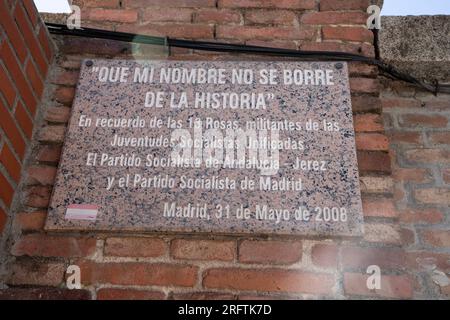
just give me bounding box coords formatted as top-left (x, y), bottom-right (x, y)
top-left (46, 59), bottom-right (364, 237)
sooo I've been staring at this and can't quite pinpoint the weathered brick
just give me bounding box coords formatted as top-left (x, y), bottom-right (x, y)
top-left (239, 240), bottom-right (302, 264)
top-left (389, 132), bottom-right (422, 145)
top-left (245, 10), bottom-right (297, 25)
top-left (8, 261), bottom-right (65, 286)
top-left (363, 223), bottom-right (401, 245)
top-left (393, 168), bottom-right (431, 183)
top-left (142, 8), bottom-right (193, 22)
top-left (45, 106), bottom-right (72, 123)
top-left (172, 292), bottom-right (236, 300)
top-left (12, 234), bottom-right (97, 258)
top-left (0, 287), bottom-right (91, 300)
top-left (301, 42), bottom-right (374, 57)
top-left (26, 165), bottom-right (57, 185)
top-left (194, 9), bottom-right (241, 24)
top-left (362, 197), bottom-right (397, 218)
top-left (37, 145), bottom-right (62, 163)
top-left (105, 237), bottom-right (166, 257)
top-left (301, 11), bottom-right (367, 25)
top-left (399, 208), bottom-right (444, 224)
top-left (428, 132), bottom-right (450, 145)
top-left (399, 114), bottom-right (448, 128)
top-left (171, 239), bottom-right (235, 261)
top-left (79, 261), bottom-right (198, 287)
top-left (204, 268), bottom-right (334, 294)
top-left (421, 230), bottom-right (450, 248)
top-left (14, 211), bottom-right (47, 231)
top-left (118, 24), bottom-right (214, 39)
top-left (404, 149), bottom-right (450, 164)
top-left (124, 0), bottom-right (215, 8)
top-left (350, 78), bottom-right (379, 94)
top-left (344, 273), bottom-right (413, 299)
top-left (0, 207), bottom-right (6, 233)
top-left (357, 151), bottom-right (391, 174)
top-left (24, 185), bottom-right (51, 208)
top-left (52, 70), bottom-right (80, 87)
top-left (311, 244), bottom-right (338, 268)
top-left (320, 0), bottom-right (369, 11)
top-left (84, 8), bottom-right (138, 23)
top-left (219, 0), bottom-right (316, 9)
top-left (322, 26), bottom-right (373, 43)
top-left (356, 133), bottom-right (389, 151)
top-left (381, 97), bottom-right (422, 109)
top-left (38, 125), bottom-right (66, 143)
top-left (216, 25), bottom-right (316, 41)
top-left (55, 86), bottom-right (75, 105)
top-left (351, 96), bottom-right (381, 113)
top-left (354, 114), bottom-right (384, 132)
top-left (97, 288), bottom-right (165, 300)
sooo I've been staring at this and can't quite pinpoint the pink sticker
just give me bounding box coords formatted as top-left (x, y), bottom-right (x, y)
top-left (65, 204), bottom-right (98, 221)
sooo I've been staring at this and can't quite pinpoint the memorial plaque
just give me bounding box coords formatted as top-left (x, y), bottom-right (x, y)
top-left (46, 59), bottom-right (364, 236)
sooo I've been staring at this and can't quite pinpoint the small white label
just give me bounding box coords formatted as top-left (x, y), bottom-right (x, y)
top-left (65, 204), bottom-right (98, 221)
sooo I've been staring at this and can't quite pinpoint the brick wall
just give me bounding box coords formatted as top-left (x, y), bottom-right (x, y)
top-left (381, 80), bottom-right (450, 298)
top-left (0, 0), bottom-right (53, 244)
top-left (0, 0), bottom-right (447, 300)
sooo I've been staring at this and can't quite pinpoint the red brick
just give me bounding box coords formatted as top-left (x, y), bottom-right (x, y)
top-left (7, 261), bottom-right (65, 286)
top-left (364, 223), bottom-right (401, 245)
top-left (0, 206), bottom-right (6, 233)
top-left (203, 268), bottom-right (334, 294)
top-left (428, 132), bottom-right (450, 145)
top-left (45, 106), bottom-right (71, 123)
top-left (124, 0), bottom-right (215, 7)
top-left (405, 149), bottom-right (450, 164)
top-left (322, 26), bottom-right (373, 43)
top-left (14, 211), bottom-right (47, 231)
top-left (362, 197), bottom-right (397, 218)
top-left (171, 239), bottom-right (235, 261)
top-left (105, 237), bottom-right (166, 257)
top-left (172, 292), bottom-right (236, 300)
top-left (14, 100), bottom-right (33, 139)
top-left (354, 114), bottom-right (383, 132)
top-left (311, 244), bottom-right (338, 268)
top-left (0, 288), bottom-right (91, 300)
top-left (399, 208), bottom-right (444, 224)
top-left (24, 185), bottom-right (52, 208)
top-left (142, 8), bottom-right (193, 22)
top-left (246, 40), bottom-right (298, 50)
top-left (245, 10), bottom-right (297, 25)
top-left (38, 27), bottom-right (53, 62)
top-left (194, 9), bottom-right (241, 24)
top-left (344, 273), bottom-right (413, 299)
top-left (342, 247), bottom-right (405, 269)
top-left (320, 0), bottom-right (369, 11)
top-left (399, 114), bottom-right (448, 128)
top-left (26, 165), bottom-right (57, 185)
top-left (301, 41), bottom-right (374, 57)
top-left (22, 0), bottom-right (39, 25)
top-left (117, 23), bottom-right (214, 39)
top-left (301, 11), bottom-right (367, 25)
top-left (444, 169), bottom-right (450, 184)
top-left (381, 97), bottom-right (422, 109)
top-left (38, 125), bottom-right (66, 143)
top-left (393, 168), bottom-right (431, 183)
top-left (238, 240), bottom-right (302, 264)
top-left (0, 42), bottom-right (37, 114)
top-left (351, 96), bottom-right (381, 113)
top-left (216, 25), bottom-right (315, 41)
top-left (389, 132), bottom-right (421, 145)
top-left (25, 60), bottom-right (44, 98)
top-left (74, 0), bottom-right (120, 8)
top-left (55, 86), bottom-right (75, 105)
top-left (0, 172), bottom-right (14, 207)
top-left (350, 78), bottom-right (379, 94)
top-left (97, 288), bottom-right (165, 300)
top-left (52, 70), bottom-right (80, 87)
top-left (356, 133), bottom-right (389, 151)
top-left (357, 151), bottom-right (391, 174)
top-left (79, 261), bottom-right (198, 287)
top-left (0, 1), bottom-right (28, 62)
top-left (0, 64), bottom-right (17, 108)
top-left (36, 145), bottom-right (62, 163)
top-left (349, 63), bottom-right (378, 77)
top-left (421, 230), bottom-right (450, 248)
top-left (0, 144), bottom-right (21, 183)
top-left (219, 0), bottom-right (316, 9)
top-left (12, 234), bottom-right (97, 258)
top-left (84, 8), bottom-right (138, 23)
top-left (14, 4), bottom-right (48, 75)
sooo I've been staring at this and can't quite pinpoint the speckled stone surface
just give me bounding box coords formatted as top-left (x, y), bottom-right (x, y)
top-left (45, 59), bottom-right (364, 237)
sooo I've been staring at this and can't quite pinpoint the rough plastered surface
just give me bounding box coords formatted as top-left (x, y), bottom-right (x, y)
top-left (45, 59), bottom-right (363, 237)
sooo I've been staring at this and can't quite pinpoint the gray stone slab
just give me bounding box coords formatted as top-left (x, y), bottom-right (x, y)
top-left (45, 59), bottom-right (364, 237)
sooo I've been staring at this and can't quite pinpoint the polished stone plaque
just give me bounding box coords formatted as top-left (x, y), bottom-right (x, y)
top-left (46, 59), bottom-right (364, 236)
